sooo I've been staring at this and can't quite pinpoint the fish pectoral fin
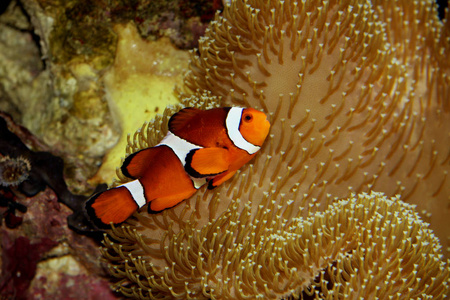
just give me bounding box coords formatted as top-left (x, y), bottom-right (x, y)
top-left (148, 190), bottom-right (196, 212)
top-left (208, 170), bottom-right (237, 189)
top-left (185, 147), bottom-right (230, 177)
top-left (121, 146), bottom-right (167, 178)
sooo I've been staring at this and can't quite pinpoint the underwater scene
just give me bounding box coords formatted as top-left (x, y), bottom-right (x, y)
top-left (0, 0), bottom-right (449, 299)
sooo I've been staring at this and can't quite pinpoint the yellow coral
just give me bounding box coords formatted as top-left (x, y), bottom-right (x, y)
top-left (92, 23), bottom-right (191, 184)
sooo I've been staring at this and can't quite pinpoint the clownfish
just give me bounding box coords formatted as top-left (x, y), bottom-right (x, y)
top-left (85, 107), bottom-right (270, 228)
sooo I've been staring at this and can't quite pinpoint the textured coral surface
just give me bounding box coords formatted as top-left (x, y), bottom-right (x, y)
top-left (93, 23), bottom-right (191, 184)
top-left (0, 0), bottom-right (221, 298)
top-left (0, 113), bottom-right (117, 299)
top-left (0, 0), bottom-right (221, 189)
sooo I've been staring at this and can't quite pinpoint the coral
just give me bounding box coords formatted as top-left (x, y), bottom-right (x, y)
top-left (101, 0), bottom-right (450, 298)
top-left (0, 111), bottom-right (119, 298)
top-left (0, 188), bottom-right (27, 228)
top-left (0, 1), bottom-right (229, 299)
top-left (0, 112), bottom-right (94, 232)
top-left (91, 23), bottom-right (191, 184)
top-left (1, 0), bottom-right (222, 190)
top-left (0, 155), bottom-right (31, 227)
top-left (37, 0), bottom-right (220, 62)
top-left (0, 156), bottom-right (31, 187)
top-left (0, 180), bottom-right (118, 299)
top-left (29, 255), bottom-right (118, 299)
top-left (0, 0), bottom-right (222, 187)
top-left (0, 0), bottom-right (112, 192)
top-left (0, 236), bottom-right (58, 299)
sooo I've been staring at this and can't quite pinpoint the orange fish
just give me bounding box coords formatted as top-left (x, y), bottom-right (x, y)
top-left (85, 107), bottom-right (270, 228)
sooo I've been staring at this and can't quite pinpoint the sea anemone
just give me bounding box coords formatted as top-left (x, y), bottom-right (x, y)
top-left (183, 0), bottom-right (450, 244)
top-left (100, 0), bottom-right (450, 298)
top-left (103, 192), bottom-right (449, 299)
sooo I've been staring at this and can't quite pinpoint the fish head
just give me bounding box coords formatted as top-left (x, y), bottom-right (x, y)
top-left (239, 108), bottom-right (271, 147)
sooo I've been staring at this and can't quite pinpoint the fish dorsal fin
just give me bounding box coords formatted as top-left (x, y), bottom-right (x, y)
top-left (185, 147), bottom-right (230, 178)
top-left (121, 146), bottom-right (167, 179)
top-left (168, 107), bottom-right (203, 134)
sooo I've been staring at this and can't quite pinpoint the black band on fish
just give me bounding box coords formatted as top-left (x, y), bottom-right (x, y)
top-left (184, 149), bottom-right (226, 179)
top-left (85, 193), bottom-right (111, 229)
top-left (121, 151), bottom-right (139, 179)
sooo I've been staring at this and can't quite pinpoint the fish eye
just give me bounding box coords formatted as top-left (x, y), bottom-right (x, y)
top-left (243, 113), bottom-right (253, 122)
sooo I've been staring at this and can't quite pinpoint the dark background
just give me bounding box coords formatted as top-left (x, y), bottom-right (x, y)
top-left (437, 0), bottom-right (448, 19)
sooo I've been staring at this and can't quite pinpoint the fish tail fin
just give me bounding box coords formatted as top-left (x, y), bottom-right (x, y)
top-left (85, 186), bottom-right (138, 228)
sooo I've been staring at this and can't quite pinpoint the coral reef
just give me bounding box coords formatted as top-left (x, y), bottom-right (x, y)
top-left (0, 0), bottom-right (222, 189)
top-left (0, 0), bottom-right (224, 298)
top-left (92, 23), bottom-right (191, 184)
top-left (0, 186), bottom-right (118, 299)
top-left (0, 113), bottom-right (116, 299)
top-left (0, 112), bottom-right (93, 231)
top-left (0, 155), bottom-right (31, 228)
top-left (0, 0), bottom-right (115, 192)
top-left (0, 156), bottom-right (31, 187)
top-left (0, 0), bottom-right (222, 299)
top-left (0, 188), bottom-right (28, 228)
top-left (101, 0), bottom-right (450, 298)
top-left (0, 236), bottom-right (57, 299)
